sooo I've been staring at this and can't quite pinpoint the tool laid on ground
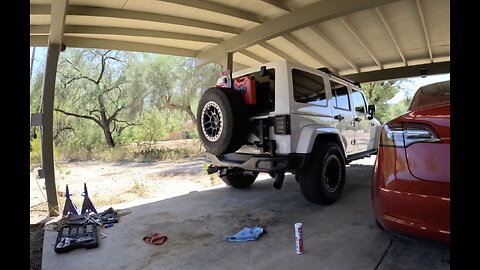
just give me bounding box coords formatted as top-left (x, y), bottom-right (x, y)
top-left (53, 184), bottom-right (132, 254)
top-left (54, 222), bottom-right (99, 253)
top-left (80, 183), bottom-right (97, 214)
top-left (62, 185), bottom-right (79, 216)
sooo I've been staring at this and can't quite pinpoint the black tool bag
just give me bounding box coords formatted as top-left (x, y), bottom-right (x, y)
top-left (54, 222), bottom-right (99, 253)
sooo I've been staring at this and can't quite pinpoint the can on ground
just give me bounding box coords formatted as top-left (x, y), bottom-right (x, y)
top-left (294, 223), bottom-right (303, 255)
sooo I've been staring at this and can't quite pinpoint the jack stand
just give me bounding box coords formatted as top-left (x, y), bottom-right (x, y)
top-left (80, 183), bottom-right (97, 215)
top-left (62, 185), bottom-right (79, 216)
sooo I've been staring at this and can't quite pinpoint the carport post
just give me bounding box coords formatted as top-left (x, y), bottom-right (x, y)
top-left (222, 52), bottom-right (233, 73)
top-left (40, 43), bottom-right (62, 217)
top-left (39, 0), bottom-right (69, 217)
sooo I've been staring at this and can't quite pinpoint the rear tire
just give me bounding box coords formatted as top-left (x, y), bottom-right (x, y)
top-left (299, 142), bottom-right (346, 205)
top-left (221, 172), bottom-right (258, 188)
top-left (197, 87), bottom-right (248, 155)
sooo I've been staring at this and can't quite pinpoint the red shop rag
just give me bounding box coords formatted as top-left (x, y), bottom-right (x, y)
top-left (143, 232), bottom-right (168, 245)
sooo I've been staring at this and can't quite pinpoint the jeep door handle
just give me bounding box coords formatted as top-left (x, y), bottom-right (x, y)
top-left (334, 114), bottom-right (344, 121)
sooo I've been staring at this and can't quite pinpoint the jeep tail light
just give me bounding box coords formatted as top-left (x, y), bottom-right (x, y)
top-left (274, 115), bottom-right (291, 135)
top-left (380, 123), bottom-right (439, 147)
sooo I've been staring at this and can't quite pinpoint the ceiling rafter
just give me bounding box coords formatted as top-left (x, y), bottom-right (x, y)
top-left (258, 42), bottom-right (296, 62)
top-left (340, 16), bottom-right (382, 69)
top-left (31, 35), bottom-right (198, 57)
top-left (196, 0), bottom-right (402, 66)
top-left (283, 33), bottom-right (335, 71)
top-left (257, 0), bottom-right (291, 12)
top-left (159, 0), bottom-right (263, 23)
top-left (234, 62), bottom-right (250, 70)
top-left (415, 0), bottom-right (433, 62)
top-left (30, 4), bottom-right (242, 34)
top-left (309, 26), bottom-right (359, 72)
top-left (31, 25), bottom-right (222, 44)
top-left (240, 50), bottom-right (269, 64)
top-left (375, 7), bottom-right (406, 65)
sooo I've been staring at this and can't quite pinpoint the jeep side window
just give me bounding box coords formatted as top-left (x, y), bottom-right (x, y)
top-left (351, 89), bottom-right (367, 114)
top-left (331, 81), bottom-right (350, 110)
top-left (292, 69), bottom-right (327, 106)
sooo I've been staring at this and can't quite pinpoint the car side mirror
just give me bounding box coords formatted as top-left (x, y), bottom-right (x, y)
top-left (368, 104), bottom-right (375, 120)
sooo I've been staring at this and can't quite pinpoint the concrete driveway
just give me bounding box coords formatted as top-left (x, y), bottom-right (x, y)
top-left (42, 157), bottom-right (450, 270)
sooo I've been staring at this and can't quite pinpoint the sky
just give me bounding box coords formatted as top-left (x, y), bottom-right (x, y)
top-left (30, 47), bottom-right (450, 104)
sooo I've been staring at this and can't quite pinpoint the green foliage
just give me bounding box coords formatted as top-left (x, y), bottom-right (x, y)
top-left (361, 80), bottom-right (409, 124)
top-left (55, 49), bottom-right (134, 147)
top-left (30, 138), bottom-right (42, 165)
top-left (29, 48), bottom-right (220, 163)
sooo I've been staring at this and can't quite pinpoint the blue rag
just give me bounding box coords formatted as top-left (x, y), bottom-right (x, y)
top-left (224, 226), bottom-right (265, 242)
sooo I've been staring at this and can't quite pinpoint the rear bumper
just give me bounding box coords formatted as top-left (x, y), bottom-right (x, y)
top-left (372, 147), bottom-right (450, 244)
top-left (205, 152), bottom-right (307, 173)
top-left (375, 187), bottom-right (450, 244)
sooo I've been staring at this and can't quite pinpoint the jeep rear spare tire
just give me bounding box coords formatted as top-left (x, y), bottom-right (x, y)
top-left (299, 142), bottom-right (346, 205)
top-left (197, 87), bottom-right (248, 155)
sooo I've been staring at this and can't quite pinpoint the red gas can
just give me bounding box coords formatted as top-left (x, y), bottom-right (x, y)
top-left (234, 76), bottom-right (256, 105)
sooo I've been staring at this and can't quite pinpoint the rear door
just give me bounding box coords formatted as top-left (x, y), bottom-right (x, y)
top-left (330, 80), bottom-right (355, 154)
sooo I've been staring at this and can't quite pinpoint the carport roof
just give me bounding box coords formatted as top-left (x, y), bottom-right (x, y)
top-left (30, 0), bottom-right (450, 82)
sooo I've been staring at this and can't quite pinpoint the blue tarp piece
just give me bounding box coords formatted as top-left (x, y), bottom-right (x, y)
top-left (224, 226), bottom-right (265, 242)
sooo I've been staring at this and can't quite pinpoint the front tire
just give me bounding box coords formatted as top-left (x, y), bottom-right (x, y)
top-left (221, 172), bottom-right (258, 188)
top-left (299, 142), bottom-right (346, 205)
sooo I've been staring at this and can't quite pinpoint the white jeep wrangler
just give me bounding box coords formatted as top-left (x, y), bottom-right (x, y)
top-left (197, 60), bottom-right (381, 205)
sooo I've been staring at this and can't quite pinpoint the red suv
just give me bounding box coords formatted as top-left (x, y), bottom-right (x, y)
top-left (372, 80), bottom-right (450, 244)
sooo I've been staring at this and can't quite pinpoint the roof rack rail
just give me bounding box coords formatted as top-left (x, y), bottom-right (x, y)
top-left (317, 67), bottom-right (360, 87)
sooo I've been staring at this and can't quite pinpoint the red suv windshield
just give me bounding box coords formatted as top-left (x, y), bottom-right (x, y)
top-left (408, 80), bottom-right (450, 111)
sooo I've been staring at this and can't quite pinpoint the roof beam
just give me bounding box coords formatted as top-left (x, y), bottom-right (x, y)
top-left (375, 7), bottom-right (406, 65)
top-left (340, 16), bottom-right (382, 69)
top-left (258, 42), bottom-right (296, 62)
top-left (31, 35), bottom-right (197, 57)
top-left (31, 25), bottom-right (222, 44)
top-left (309, 26), bottom-right (359, 72)
top-left (48, 0), bottom-right (68, 44)
top-left (415, 0), bottom-right (433, 62)
top-left (344, 61), bottom-right (449, 83)
top-left (283, 33), bottom-right (334, 71)
top-left (240, 50), bottom-right (268, 64)
top-left (30, 5), bottom-right (242, 34)
top-left (234, 62), bottom-right (250, 71)
top-left (257, 0), bottom-right (291, 12)
top-left (196, 0), bottom-right (402, 66)
top-left (160, 0), bottom-right (262, 23)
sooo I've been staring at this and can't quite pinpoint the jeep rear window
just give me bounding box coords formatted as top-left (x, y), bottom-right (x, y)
top-left (331, 81), bottom-right (350, 110)
top-left (292, 69), bottom-right (327, 106)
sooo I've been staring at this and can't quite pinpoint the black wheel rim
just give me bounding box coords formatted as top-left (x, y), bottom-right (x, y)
top-left (323, 155), bottom-right (341, 193)
top-left (201, 101), bottom-right (224, 142)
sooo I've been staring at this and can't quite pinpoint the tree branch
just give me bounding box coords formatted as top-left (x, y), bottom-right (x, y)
top-left (55, 108), bottom-right (102, 126)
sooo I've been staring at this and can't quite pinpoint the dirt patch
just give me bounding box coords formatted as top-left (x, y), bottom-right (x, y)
top-left (30, 223), bottom-right (44, 270)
